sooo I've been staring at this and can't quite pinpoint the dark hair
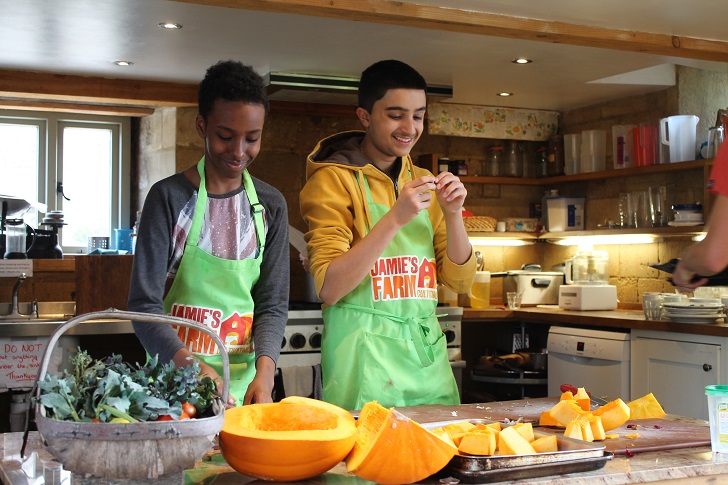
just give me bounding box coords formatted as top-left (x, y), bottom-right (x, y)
top-left (358, 60), bottom-right (427, 113)
top-left (198, 60), bottom-right (269, 120)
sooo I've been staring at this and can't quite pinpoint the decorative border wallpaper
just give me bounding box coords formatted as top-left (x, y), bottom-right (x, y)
top-left (427, 102), bottom-right (559, 141)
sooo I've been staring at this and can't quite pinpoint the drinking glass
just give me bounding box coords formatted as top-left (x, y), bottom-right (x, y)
top-left (642, 292), bottom-right (663, 320)
top-left (619, 192), bottom-right (634, 228)
top-left (632, 190), bottom-right (650, 228)
top-left (507, 292), bottom-right (522, 310)
top-left (649, 185), bottom-right (668, 227)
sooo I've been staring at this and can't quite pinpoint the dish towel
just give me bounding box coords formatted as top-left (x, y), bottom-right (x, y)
top-left (276, 364), bottom-right (323, 400)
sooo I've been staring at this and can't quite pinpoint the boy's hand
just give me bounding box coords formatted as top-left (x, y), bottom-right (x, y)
top-left (434, 172), bottom-right (467, 214)
top-left (390, 176), bottom-right (437, 226)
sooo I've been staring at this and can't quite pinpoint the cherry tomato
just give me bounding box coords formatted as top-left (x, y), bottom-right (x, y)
top-left (91, 418), bottom-right (101, 423)
top-left (181, 402), bottom-right (197, 418)
top-left (155, 414), bottom-right (175, 421)
top-left (180, 410), bottom-right (191, 420)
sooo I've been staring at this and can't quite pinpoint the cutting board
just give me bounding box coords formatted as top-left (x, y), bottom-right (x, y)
top-left (399, 398), bottom-right (710, 455)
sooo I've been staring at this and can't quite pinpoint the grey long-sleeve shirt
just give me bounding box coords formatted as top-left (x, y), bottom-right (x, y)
top-left (128, 171), bottom-right (289, 366)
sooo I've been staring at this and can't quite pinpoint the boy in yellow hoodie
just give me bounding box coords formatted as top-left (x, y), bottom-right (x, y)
top-left (300, 60), bottom-right (476, 410)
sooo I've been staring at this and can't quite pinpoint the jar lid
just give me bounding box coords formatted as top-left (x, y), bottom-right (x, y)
top-left (488, 146), bottom-right (505, 150)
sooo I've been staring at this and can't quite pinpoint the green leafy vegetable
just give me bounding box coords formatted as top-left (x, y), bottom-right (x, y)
top-left (37, 349), bottom-right (218, 422)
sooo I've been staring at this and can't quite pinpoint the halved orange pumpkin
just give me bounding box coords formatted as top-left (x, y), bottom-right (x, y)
top-left (219, 396), bottom-right (356, 481)
top-left (345, 401), bottom-right (457, 484)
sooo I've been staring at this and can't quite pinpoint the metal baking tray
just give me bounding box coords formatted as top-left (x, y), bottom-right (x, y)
top-left (425, 419), bottom-right (612, 483)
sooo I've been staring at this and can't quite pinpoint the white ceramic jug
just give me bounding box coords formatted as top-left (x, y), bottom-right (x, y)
top-left (659, 115), bottom-right (699, 163)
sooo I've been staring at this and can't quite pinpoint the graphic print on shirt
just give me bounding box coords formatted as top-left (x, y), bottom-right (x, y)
top-left (370, 255), bottom-right (438, 301)
top-left (169, 303), bottom-right (254, 355)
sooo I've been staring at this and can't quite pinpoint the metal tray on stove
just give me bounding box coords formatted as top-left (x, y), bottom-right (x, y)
top-left (425, 419), bottom-right (613, 483)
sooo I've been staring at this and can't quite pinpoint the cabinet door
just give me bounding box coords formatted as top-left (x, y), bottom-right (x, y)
top-left (631, 337), bottom-right (719, 420)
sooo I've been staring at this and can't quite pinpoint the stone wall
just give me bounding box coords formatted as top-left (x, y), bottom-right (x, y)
top-left (135, 66), bottom-right (728, 305)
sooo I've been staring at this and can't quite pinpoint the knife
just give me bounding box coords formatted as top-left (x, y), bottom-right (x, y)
top-left (649, 258), bottom-right (728, 287)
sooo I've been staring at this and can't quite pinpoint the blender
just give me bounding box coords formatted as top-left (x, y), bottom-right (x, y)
top-left (558, 247), bottom-right (618, 310)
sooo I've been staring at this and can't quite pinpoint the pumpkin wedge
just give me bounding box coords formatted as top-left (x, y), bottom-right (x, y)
top-left (346, 401), bottom-right (457, 485)
top-left (219, 396), bottom-right (356, 481)
top-left (627, 393), bottom-right (667, 419)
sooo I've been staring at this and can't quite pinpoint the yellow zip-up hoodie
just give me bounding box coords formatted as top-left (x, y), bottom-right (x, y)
top-left (300, 131), bottom-right (476, 301)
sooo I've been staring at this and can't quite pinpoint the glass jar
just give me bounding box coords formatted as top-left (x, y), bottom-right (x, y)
top-left (536, 147), bottom-right (549, 178)
top-left (548, 135), bottom-right (565, 176)
top-left (485, 146), bottom-right (504, 177)
top-left (522, 142), bottom-right (535, 178)
top-left (505, 141), bottom-right (523, 177)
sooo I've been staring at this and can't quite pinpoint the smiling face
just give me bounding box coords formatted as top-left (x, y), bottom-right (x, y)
top-left (196, 99), bottom-right (266, 193)
top-left (357, 88), bottom-right (426, 172)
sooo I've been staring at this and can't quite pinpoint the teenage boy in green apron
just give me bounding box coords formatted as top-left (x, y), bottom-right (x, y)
top-left (129, 61), bottom-right (289, 406)
top-left (300, 60), bottom-right (476, 411)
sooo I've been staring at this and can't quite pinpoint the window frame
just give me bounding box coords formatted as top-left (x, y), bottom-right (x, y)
top-left (0, 109), bottom-right (130, 254)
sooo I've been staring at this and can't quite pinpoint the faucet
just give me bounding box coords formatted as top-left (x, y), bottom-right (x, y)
top-left (2, 273), bottom-right (38, 319)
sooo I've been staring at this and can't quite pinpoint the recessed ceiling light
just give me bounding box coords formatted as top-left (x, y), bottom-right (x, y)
top-left (512, 58), bottom-right (532, 64)
top-left (114, 61), bottom-right (134, 67)
top-left (158, 22), bottom-right (183, 29)
top-left (497, 92), bottom-right (513, 97)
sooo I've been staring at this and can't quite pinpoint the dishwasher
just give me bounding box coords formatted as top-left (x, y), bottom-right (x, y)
top-left (547, 326), bottom-right (630, 402)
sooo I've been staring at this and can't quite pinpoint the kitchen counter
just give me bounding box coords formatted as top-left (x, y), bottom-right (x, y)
top-left (463, 305), bottom-right (728, 337)
top-left (2, 399), bottom-right (727, 485)
top-left (4, 305), bottom-right (727, 339)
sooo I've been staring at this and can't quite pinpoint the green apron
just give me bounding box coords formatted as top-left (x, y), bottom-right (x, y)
top-left (321, 172), bottom-right (459, 411)
top-left (163, 157), bottom-right (265, 405)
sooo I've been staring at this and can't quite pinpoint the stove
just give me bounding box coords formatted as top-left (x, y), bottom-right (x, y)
top-left (278, 306), bottom-right (463, 367)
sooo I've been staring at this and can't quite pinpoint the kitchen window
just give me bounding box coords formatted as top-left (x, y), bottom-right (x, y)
top-left (0, 110), bottom-right (130, 254)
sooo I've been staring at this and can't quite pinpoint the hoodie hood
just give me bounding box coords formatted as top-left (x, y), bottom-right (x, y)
top-left (306, 131), bottom-right (370, 179)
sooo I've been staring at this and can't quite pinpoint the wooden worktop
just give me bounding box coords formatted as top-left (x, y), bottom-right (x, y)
top-left (463, 306), bottom-right (728, 337)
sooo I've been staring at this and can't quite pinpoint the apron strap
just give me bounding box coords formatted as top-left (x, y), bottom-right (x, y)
top-left (332, 302), bottom-right (439, 367)
top-left (242, 171), bottom-right (266, 252)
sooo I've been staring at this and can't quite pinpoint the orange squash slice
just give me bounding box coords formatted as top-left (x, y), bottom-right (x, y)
top-left (345, 401), bottom-right (457, 484)
top-left (627, 393), bottom-right (667, 419)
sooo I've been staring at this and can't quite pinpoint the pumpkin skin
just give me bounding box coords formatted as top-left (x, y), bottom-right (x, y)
top-left (345, 401), bottom-right (457, 485)
top-left (219, 396), bottom-right (356, 481)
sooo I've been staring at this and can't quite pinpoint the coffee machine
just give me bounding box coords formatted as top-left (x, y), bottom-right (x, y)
top-left (1, 198), bottom-right (64, 259)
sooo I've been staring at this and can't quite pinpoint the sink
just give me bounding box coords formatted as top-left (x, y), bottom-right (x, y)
top-left (0, 301), bottom-right (76, 321)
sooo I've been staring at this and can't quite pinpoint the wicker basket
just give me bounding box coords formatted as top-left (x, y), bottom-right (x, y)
top-left (463, 216), bottom-right (497, 232)
top-left (31, 309), bottom-right (230, 479)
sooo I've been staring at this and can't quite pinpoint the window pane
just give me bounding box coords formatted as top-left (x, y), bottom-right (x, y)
top-left (0, 122), bottom-right (40, 227)
top-left (61, 126), bottom-right (112, 248)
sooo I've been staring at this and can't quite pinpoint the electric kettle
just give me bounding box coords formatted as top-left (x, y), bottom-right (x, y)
top-left (564, 249), bottom-right (610, 285)
top-left (3, 218), bottom-right (36, 259)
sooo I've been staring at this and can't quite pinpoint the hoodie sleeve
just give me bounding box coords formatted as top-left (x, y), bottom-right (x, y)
top-left (300, 166), bottom-right (363, 297)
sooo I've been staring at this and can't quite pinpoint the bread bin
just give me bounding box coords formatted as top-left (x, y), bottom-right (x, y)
top-left (500, 270), bottom-right (564, 305)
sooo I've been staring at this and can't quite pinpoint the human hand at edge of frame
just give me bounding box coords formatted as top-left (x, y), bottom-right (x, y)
top-left (434, 171), bottom-right (467, 215)
top-left (672, 258), bottom-right (709, 293)
top-left (197, 360), bottom-right (237, 409)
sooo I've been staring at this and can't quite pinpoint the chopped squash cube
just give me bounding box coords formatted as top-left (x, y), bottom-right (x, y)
top-left (458, 429), bottom-right (497, 456)
top-left (512, 422), bottom-right (535, 442)
top-left (498, 426), bottom-right (536, 455)
top-left (593, 399), bottom-right (631, 431)
top-left (548, 399), bottom-right (587, 426)
top-left (531, 435), bottom-right (558, 453)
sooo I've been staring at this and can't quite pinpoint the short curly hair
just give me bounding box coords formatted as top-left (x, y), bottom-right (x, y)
top-left (198, 60), bottom-right (269, 120)
top-left (358, 60), bottom-right (427, 113)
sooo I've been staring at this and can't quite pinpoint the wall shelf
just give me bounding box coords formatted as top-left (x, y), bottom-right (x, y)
top-left (418, 153), bottom-right (713, 186)
top-left (468, 226), bottom-right (705, 244)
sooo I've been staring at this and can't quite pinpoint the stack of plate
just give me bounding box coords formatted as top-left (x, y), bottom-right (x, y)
top-left (663, 301), bottom-right (725, 324)
top-left (42, 210), bottom-right (65, 225)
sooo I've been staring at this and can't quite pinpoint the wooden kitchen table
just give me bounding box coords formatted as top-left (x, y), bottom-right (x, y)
top-left (3, 399), bottom-right (727, 485)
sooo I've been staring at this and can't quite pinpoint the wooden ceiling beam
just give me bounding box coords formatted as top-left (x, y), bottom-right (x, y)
top-left (0, 99), bottom-right (155, 117)
top-left (0, 69), bottom-right (197, 109)
top-left (172, 0), bottom-right (728, 62)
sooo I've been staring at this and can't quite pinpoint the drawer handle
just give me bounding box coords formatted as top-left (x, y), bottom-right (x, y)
top-left (704, 363), bottom-right (713, 372)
